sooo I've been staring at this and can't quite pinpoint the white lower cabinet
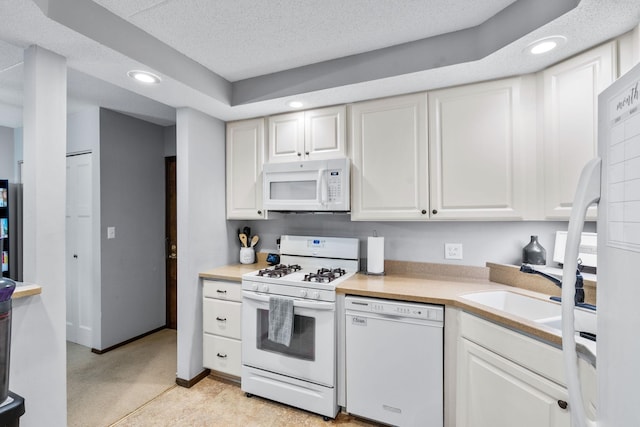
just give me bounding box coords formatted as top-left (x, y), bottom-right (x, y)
top-left (202, 280), bottom-right (242, 377)
top-left (458, 338), bottom-right (570, 427)
top-left (456, 312), bottom-right (596, 427)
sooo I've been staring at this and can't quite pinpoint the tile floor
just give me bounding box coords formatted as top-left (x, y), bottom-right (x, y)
top-left (113, 376), bottom-right (383, 427)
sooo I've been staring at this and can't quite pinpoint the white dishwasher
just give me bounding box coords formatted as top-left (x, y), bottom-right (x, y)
top-left (345, 296), bottom-right (444, 427)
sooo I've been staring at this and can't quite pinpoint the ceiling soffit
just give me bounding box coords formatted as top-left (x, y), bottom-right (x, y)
top-left (33, 0), bottom-right (580, 107)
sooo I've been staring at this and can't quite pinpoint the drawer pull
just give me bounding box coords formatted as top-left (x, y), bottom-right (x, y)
top-left (557, 400), bottom-right (568, 410)
top-left (216, 352), bottom-right (227, 359)
top-left (216, 317), bottom-right (227, 322)
top-left (216, 289), bottom-right (227, 294)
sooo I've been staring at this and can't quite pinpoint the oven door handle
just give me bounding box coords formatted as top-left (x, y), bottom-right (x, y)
top-left (242, 291), bottom-right (335, 311)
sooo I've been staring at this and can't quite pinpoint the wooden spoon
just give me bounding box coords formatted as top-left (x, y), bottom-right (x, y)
top-left (239, 233), bottom-right (248, 247)
top-left (250, 235), bottom-right (259, 247)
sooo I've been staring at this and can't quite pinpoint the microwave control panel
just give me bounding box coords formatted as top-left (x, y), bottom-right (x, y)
top-left (327, 170), bottom-right (342, 201)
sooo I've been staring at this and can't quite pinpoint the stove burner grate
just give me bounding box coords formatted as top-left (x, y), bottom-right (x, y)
top-left (256, 264), bottom-right (303, 278)
top-left (302, 268), bottom-right (347, 283)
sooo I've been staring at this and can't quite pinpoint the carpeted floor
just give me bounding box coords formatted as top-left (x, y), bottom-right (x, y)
top-left (67, 328), bottom-right (177, 427)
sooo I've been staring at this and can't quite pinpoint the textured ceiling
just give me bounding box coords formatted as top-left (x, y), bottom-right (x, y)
top-left (93, 0), bottom-right (517, 81)
top-left (0, 0), bottom-right (639, 128)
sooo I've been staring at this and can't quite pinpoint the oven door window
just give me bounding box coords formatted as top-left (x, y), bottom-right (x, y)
top-left (256, 308), bottom-right (315, 361)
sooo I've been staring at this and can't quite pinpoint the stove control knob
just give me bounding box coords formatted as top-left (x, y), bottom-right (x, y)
top-left (299, 289), bottom-right (308, 297)
top-left (312, 291), bottom-right (320, 299)
top-left (261, 284), bottom-right (269, 292)
top-left (251, 283), bottom-right (258, 291)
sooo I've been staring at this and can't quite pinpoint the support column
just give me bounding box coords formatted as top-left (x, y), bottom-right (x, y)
top-left (175, 107), bottom-right (227, 383)
top-left (13, 45), bottom-right (67, 426)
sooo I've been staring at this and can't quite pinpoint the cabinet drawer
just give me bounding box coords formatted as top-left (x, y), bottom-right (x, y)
top-left (203, 334), bottom-right (241, 377)
top-left (203, 299), bottom-right (241, 339)
top-left (203, 280), bottom-right (241, 301)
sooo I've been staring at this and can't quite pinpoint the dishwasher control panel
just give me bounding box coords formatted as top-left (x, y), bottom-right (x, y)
top-left (345, 296), bottom-right (444, 322)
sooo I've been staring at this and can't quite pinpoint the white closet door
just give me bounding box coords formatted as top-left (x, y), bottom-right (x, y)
top-left (66, 153), bottom-right (93, 347)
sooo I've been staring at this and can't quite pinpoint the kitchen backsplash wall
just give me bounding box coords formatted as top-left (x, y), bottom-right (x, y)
top-left (232, 216), bottom-right (596, 268)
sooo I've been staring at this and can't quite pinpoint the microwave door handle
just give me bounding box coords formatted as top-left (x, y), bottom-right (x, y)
top-left (317, 169), bottom-right (327, 205)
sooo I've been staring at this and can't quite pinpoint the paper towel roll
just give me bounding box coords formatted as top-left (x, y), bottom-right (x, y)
top-left (367, 236), bottom-right (385, 274)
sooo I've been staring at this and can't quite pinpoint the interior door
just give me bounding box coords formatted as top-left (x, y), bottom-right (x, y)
top-left (165, 156), bottom-right (177, 329)
top-left (66, 153), bottom-right (93, 346)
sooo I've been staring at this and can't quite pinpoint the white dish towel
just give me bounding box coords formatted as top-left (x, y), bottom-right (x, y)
top-left (268, 296), bottom-right (294, 346)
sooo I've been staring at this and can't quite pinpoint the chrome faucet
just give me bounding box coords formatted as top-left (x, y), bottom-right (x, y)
top-left (519, 264), bottom-right (585, 304)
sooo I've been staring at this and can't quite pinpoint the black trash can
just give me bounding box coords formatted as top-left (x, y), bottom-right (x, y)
top-left (0, 278), bottom-right (16, 404)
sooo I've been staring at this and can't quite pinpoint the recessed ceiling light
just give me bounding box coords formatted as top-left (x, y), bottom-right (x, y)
top-left (287, 101), bottom-right (304, 108)
top-left (526, 36), bottom-right (567, 55)
top-left (127, 70), bottom-right (161, 84)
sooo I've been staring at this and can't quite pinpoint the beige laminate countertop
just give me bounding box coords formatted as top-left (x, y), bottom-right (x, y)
top-left (13, 282), bottom-right (42, 299)
top-left (337, 272), bottom-right (564, 346)
top-left (199, 262), bottom-right (565, 346)
top-left (199, 261), bottom-right (270, 282)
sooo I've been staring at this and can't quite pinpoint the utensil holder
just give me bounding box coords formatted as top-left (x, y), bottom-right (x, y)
top-left (240, 247), bottom-right (255, 264)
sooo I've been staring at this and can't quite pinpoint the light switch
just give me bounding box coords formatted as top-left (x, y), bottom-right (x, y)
top-left (107, 226), bottom-right (115, 239)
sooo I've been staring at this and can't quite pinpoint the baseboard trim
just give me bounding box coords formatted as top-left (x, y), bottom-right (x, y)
top-left (176, 369), bottom-right (210, 388)
top-left (91, 326), bottom-right (167, 355)
top-left (208, 369), bottom-right (241, 385)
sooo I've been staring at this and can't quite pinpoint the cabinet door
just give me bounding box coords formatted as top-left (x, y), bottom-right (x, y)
top-left (267, 112), bottom-right (305, 163)
top-left (226, 118), bottom-right (265, 219)
top-left (304, 105), bottom-right (346, 160)
top-left (350, 93), bottom-right (429, 220)
top-left (429, 77), bottom-right (528, 219)
top-left (457, 338), bottom-right (570, 427)
top-left (543, 41), bottom-right (616, 219)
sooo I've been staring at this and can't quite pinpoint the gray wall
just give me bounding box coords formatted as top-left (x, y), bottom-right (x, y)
top-left (236, 216), bottom-right (597, 269)
top-left (99, 108), bottom-right (166, 349)
top-left (164, 125), bottom-right (176, 157)
top-left (0, 125), bottom-right (14, 180)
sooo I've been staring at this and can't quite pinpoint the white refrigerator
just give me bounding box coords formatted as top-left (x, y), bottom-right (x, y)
top-left (563, 62), bottom-right (640, 427)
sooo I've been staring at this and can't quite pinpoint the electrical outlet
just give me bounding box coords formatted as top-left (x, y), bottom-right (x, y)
top-left (445, 243), bottom-right (463, 260)
top-left (107, 226), bottom-right (115, 239)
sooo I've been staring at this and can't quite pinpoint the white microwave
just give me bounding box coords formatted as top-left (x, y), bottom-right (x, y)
top-left (263, 158), bottom-right (350, 212)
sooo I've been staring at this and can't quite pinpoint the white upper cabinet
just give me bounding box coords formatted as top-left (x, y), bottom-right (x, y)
top-left (226, 118), bottom-right (266, 220)
top-left (350, 93), bottom-right (429, 221)
top-left (267, 105), bottom-right (346, 163)
top-left (542, 41), bottom-right (616, 220)
top-left (428, 77), bottom-right (531, 220)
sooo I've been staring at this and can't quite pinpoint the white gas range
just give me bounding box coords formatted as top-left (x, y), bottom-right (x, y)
top-left (240, 235), bottom-right (359, 420)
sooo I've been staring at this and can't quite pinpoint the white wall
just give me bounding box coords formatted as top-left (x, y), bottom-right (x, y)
top-left (176, 107), bottom-right (227, 381)
top-left (237, 216), bottom-right (596, 268)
